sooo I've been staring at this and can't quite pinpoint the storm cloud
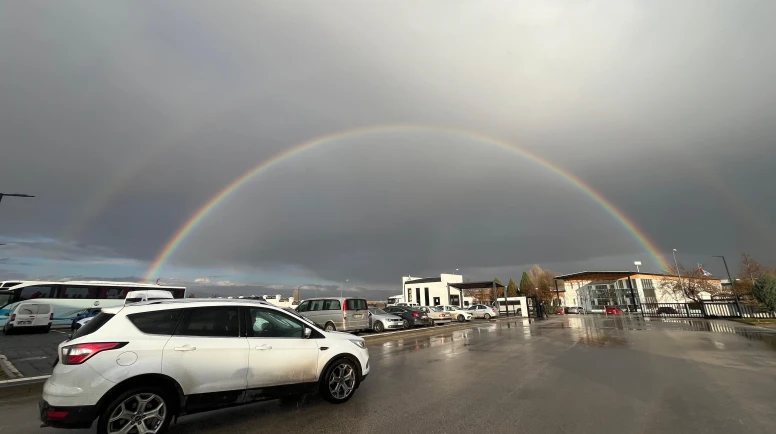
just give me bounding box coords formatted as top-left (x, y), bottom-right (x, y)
top-left (1, 0), bottom-right (775, 291)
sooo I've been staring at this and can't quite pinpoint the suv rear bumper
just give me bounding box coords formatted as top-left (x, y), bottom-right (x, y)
top-left (39, 399), bottom-right (95, 429)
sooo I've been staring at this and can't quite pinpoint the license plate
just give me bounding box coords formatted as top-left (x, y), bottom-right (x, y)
top-left (353, 314), bottom-right (363, 319)
top-left (18, 321), bottom-right (31, 325)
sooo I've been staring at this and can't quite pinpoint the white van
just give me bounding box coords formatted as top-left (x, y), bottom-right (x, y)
top-left (124, 289), bottom-right (174, 305)
top-left (2, 302), bottom-right (53, 334)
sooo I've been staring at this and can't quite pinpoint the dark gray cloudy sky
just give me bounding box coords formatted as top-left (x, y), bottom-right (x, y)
top-left (1, 0), bottom-right (775, 298)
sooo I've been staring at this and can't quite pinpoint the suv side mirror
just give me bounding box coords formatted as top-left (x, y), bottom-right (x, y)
top-left (303, 327), bottom-right (312, 339)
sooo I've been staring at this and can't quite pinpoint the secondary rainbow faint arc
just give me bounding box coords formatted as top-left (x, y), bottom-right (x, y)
top-left (144, 125), bottom-right (670, 281)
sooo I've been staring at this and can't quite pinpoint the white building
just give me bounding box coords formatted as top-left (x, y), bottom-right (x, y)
top-left (398, 274), bottom-right (474, 307)
top-left (556, 271), bottom-right (723, 312)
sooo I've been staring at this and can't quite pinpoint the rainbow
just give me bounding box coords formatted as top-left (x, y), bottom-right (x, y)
top-left (144, 125), bottom-right (671, 280)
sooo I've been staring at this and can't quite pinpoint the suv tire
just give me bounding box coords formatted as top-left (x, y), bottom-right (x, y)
top-left (97, 386), bottom-right (173, 434)
top-left (320, 358), bottom-right (358, 404)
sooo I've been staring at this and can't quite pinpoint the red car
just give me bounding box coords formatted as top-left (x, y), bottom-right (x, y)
top-left (605, 306), bottom-right (623, 315)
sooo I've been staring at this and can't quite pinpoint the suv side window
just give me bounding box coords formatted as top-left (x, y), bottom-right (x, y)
top-left (176, 307), bottom-right (240, 337)
top-left (247, 308), bottom-right (305, 338)
top-left (128, 309), bottom-right (184, 335)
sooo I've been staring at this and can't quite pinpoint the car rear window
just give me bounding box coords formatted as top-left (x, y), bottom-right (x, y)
top-left (128, 309), bottom-right (183, 335)
top-left (71, 312), bottom-right (115, 339)
top-left (345, 299), bottom-right (367, 310)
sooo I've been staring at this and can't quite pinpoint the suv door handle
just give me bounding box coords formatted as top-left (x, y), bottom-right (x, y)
top-left (174, 346), bottom-right (197, 352)
top-left (255, 344), bottom-right (272, 350)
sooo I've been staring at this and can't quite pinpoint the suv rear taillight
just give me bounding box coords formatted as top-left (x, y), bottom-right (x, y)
top-left (61, 342), bottom-right (127, 365)
top-left (9, 313), bottom-right (15, 322)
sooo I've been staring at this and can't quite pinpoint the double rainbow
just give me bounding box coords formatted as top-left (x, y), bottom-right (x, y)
top-left (144, 125), bottom-right (671, 281)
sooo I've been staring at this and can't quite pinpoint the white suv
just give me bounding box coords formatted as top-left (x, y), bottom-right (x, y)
top-left (39, 299), bottom-right (370, 433)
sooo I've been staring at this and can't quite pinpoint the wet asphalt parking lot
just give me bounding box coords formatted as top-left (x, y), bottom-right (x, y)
top-left (1, 315), bottom-right (775, 434)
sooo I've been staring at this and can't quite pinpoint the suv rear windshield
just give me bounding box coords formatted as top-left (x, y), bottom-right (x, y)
top-left (345, 299), bottom-right (367, 310)
top-left (71, 312), bottom-right (115, 339)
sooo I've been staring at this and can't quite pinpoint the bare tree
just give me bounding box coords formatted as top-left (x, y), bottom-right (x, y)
top-left (736, 253), bottom-right (772, 296)
top-left (527, 265), bottom-right (559, 304)
top-left (659, 265), bottom-right (721, 303)
top-left (465, 288), bottom-right (492, 304)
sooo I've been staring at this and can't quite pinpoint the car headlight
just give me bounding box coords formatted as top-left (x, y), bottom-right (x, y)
top-left (349, 339), bottom-right (366, 349)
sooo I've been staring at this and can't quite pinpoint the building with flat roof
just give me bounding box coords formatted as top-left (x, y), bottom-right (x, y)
top-left (554, 271), bottom-right (723, 312)
top-left (399, 274), bottom-right (475, 307)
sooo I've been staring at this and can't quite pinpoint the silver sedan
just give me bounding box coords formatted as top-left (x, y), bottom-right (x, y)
top-left (368, 307), bottom-right (406, 332)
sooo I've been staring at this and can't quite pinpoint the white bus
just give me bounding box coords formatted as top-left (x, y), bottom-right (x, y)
top-left (0, 280), bottom-right (186, 326)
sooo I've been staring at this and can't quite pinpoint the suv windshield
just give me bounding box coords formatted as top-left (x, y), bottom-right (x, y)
top-left (0, 292), bottom-right (12, 309)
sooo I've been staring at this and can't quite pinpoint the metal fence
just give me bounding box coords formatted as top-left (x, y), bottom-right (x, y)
top-left (641, 301), bottom-right (776, 319)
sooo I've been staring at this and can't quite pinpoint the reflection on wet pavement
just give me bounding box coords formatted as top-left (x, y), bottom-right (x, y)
top-left (5, 314), bottom-right (776, 434)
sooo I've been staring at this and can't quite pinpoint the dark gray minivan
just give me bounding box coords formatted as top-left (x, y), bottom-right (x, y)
top-left (295, 297), bottom-right (369, 332)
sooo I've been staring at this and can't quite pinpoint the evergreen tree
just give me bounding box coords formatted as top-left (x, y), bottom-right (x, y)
top-left (507, 278), bottom-right (518, 297)
top-left (519, 272), bottom-right (533, 296)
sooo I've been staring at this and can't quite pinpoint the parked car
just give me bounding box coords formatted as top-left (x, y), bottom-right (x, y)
top-left (383, 306), bottom-right (432, 328)
top-left (566, 306), bottom-right (584, 314)
top-left (419, 306), bottom-right (453, 325)
top-left (70, 308), bottom-right (101, 331)
top-left (656, 306), bottom-right (679, 315)
top-left (605, 306), bottom-right (624, 315)
top-left (437, 305), bottom-right (473, 322)
top-left (468, 304), bottom-right (498, 319)
top-left (39, 299), bottom-right (370, 433)
top-left (295, 297), bottom-right (369, 332)
top-left (2, 302), bottom-right (53, 334)
top-left (367, 307), bottom-right (404, 332)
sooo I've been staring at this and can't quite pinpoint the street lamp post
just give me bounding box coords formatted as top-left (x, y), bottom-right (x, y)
top-left (340, 279), bottom-right (348, 298)
top-left (0, 193), bottom-right (35, 205)
top-left (672, 249), bottom-right (683, 297)
top-left (713, 255), bottom-right (743, 315)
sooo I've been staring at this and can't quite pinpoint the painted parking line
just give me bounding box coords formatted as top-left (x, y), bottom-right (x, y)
top-left (13, 356), bottom-right (48, 362)
top-left (0, 374), bottom-right (50, 386)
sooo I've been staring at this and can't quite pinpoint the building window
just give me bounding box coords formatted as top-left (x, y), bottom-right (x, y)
top-left (407, 288), bottom-right (412, 303)
top-left (416, 288), bottom-right (421, 305)
top-left (424, 288), bottom-right (430, 306)
top-left (595, 285), bottom-right (608, 290)
top-left (641, 279), bottom-right (654, 289)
